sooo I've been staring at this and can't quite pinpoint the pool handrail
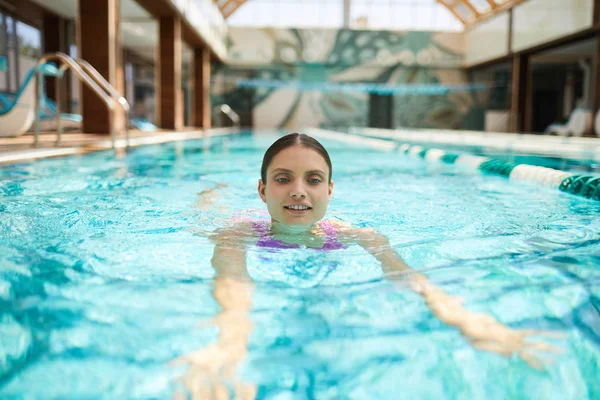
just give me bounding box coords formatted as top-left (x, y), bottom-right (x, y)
top-left (218, 104), bottom-right (241, 128)
top-left (34, 52), bottom-right (118, 148)
top-left (71, 59), bottom-right (130, 147)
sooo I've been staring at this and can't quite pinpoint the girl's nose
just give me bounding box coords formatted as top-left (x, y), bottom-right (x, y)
top-left (289, 182), bottom-right (307, 199)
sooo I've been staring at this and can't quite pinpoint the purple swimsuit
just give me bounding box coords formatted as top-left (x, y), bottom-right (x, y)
top-left (252, 220), bottom-right (347, 250)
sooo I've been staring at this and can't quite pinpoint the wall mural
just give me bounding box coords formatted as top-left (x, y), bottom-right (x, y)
top-left (212, 27), bottom-right (484, 131)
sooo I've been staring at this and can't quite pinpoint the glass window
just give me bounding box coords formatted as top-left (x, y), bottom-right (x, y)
top-left (470, 61), bottom-right (513, 132)
top-left (470, 0), bottom-right (491, 14)
top-left (453, 3), bottom-right (475, 22)
top-left (414, 5), bottom-right (435, 30)
top-left (130, 61), bottom-right (156, 124)
top-left (66, 20), bottom-right (80, 114)
top-left (353, 3), bottom-right (390, 30)
top-left (529, 37), bottom-right (597, 133)
top-left (17, 21), bottom-right (41, 59)
top-left (0, 14), bottom-right (41, 92)
top-left (0, 13), bottom-right (6, 92)
top-left (2, 14), bottom-right (16, 93)
top-left (0, 12), bottom-right (5, 56)
top-left (15, 21), bottom-right (40, 91)
top-left (228, 0), bottom-right (463, 31)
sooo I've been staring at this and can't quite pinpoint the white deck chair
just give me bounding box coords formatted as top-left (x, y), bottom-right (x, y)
top-left (545, 108), bottom-right (593, 137)
top-left (0, 64), bottom-right (60, 137)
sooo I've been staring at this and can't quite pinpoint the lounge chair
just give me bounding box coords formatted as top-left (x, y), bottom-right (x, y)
top-left (545, 107), bottom-right (593, 137)
top-left (0, 63), bottom-right (60, 137)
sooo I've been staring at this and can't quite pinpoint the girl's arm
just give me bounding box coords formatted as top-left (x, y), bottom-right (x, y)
top-left (210, 225), bottom-right (254, 339)
top-left (336, 223), bottom-right (561, 369)
top-left (175, 225), bottom-right (257, 400)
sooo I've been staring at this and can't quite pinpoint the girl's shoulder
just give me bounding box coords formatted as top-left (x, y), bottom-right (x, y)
top-left (211, 219), bottom-right (261, 244)
top-left (323, 218), bottom-right (376, 239)
top-left (322, 218), bottom-right (352, 231)
top-left (230, 215), bottom-right (271, 232)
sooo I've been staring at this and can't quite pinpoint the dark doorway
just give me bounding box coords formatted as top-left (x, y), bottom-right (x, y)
top-left (369, 93), bottom-right (393, 129)
top-left (530, 65), bottom-right (566, 133)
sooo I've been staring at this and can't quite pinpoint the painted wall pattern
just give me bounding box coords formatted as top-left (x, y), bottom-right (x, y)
top-left (212, 27), bottom-right (484, 130)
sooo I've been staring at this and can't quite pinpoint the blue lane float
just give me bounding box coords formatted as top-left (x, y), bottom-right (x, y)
top-left (399, 143), bottom-right (600, 201)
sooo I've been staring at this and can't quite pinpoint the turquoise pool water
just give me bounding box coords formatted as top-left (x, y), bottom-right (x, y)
top-left (1, 131), bottom-right (599, 399)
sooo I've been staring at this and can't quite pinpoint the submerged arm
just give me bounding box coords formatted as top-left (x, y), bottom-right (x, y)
top-left (211, 226), bottom-right (254, 342)
top-left (176, 226), bottom-right (256, 399)
top-left (352, 228), bottom-right (422, 286)
top-left (347, 226), bottom-right (561, 369)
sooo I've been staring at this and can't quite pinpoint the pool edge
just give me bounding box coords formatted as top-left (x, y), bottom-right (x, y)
top-left (0, 128), bottom-right (240, 166)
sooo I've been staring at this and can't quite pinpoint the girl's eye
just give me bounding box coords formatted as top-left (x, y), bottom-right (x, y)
top-left (308, 178), bottom-right (322, 184)
top-left (275, 177), bottom-right (289, 183)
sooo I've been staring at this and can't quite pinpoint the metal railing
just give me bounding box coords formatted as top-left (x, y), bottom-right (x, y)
top-left (217, 104), bottom-right (241, 128)
top-left (34, 52), bottom-right (129, 148)
top-left (73, 59), bottom-right (130, 147)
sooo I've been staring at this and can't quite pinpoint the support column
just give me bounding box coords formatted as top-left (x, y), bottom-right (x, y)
top-left (593, 34), bottom-right (600, 136)
top-left (42, 12), bottom-right (71, 112)
top-left (343, 0), bottom-right (351, 28)
top-left (593, 35), bottom-right (600, 113)
top-left (591, 1), bottom-right (600, 136)
top-left (78, 0), bottom-right (122, 133)
top-left (157, 16), bottom-right (183, 130)
top-left (192, 47), bottom-right (211, 129)
top-left (510, 53), bottom-right (530, 133)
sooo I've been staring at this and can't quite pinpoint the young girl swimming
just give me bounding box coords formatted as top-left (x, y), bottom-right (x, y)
top-left (176, 133), bottom-right (561, 400)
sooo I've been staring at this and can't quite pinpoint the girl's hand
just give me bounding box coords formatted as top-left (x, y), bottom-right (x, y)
top-left (420, 285), bottom-right (564, 370)
top-left (173, 314), bottom-right (256, 400)
top-left (469, 328), bottom-right (565, 370)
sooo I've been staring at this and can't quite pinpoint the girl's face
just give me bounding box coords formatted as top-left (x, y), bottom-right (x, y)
top-left (258, 145), bottom-right (334, 228)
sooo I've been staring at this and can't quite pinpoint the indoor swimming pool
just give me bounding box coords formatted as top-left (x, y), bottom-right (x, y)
top-left (0, 131), bottom-right (599, 399)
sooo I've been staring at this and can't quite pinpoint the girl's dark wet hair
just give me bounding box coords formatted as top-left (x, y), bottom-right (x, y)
top-left (261, 133), bottom-right (332, 183)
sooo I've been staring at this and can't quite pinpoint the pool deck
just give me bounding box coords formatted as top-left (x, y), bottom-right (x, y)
top-left (0, 128), bottom-right (236, 165)
top-left (348, 127), bottom-right (600, 162)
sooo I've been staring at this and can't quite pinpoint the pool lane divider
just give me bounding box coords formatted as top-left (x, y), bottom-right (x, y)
top-left (307, 128), bottom-right (600, 202)
top-left (349, 126), bottom-right (600, 162)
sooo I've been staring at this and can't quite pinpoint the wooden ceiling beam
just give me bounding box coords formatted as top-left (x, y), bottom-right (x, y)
top-left (459, 0), bottom-right (481, 17)
top-left (437, 0), bottom-right (468, 25)
top-left (224, 1), bottom-right (246, 19)
top-left (219, 0), bottom-right (236, 13)
top-left (485, 0), bottom-right (498, 9)
top-left (219, 0), bottom-right (248, 19)
top-left (437, 0), bottom-right (529, 27)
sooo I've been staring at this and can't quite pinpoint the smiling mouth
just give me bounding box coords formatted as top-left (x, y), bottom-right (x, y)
top-left (284, 205), bottom-right (312, 212)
